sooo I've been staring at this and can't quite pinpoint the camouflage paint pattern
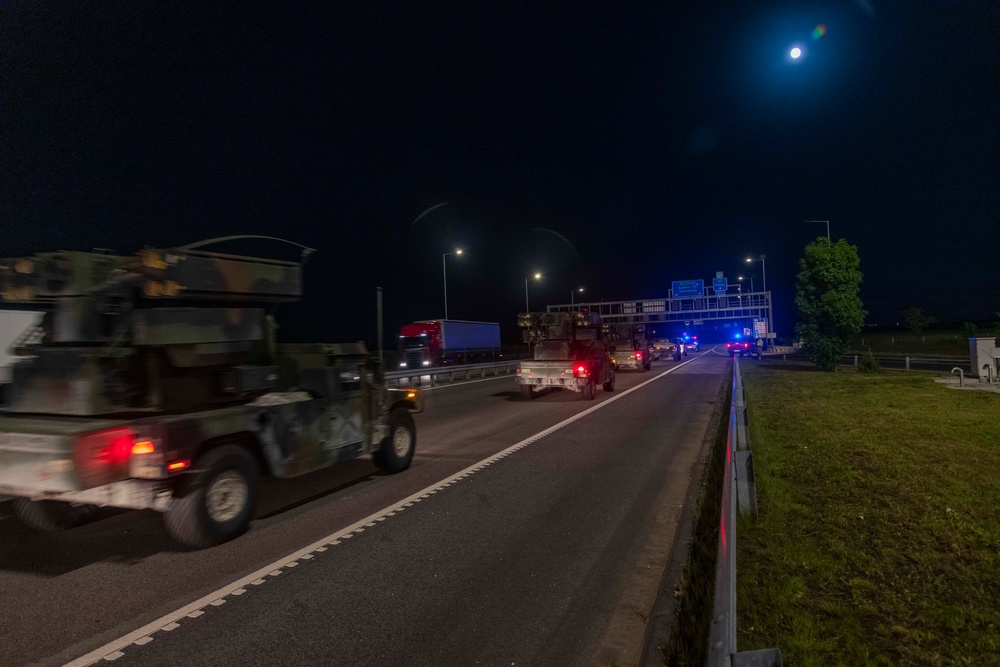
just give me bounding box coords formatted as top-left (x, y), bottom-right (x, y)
top-left (0, 241), bottom-right (420, 503)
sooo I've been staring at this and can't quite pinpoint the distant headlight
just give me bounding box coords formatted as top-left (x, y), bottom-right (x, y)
top-left (399, 362), bottom-right (407, 368)
top-left (422, 360), bottom-right (431, 366)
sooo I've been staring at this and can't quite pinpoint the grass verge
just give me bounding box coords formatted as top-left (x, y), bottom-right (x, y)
top-left (663, 375), bottom-right (731, 666)
top-left (737, 362), bottom-right (1000, 665)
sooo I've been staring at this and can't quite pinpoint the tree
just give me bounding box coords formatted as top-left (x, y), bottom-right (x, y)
top-left (794, 237), bottom-right (865, 371)
top-left (902, 307), bottom-right (935, 334)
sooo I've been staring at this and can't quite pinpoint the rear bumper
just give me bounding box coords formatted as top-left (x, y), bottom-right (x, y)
top-left (516, 376), bottom-right (586, 392)
top-left (0, 478), bottom-right (172, 511)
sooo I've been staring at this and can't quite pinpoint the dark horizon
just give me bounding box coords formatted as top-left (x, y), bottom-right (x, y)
top-left (3, 2), bottom-right (997, 345)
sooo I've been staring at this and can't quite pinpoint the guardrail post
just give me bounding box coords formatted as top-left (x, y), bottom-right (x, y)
top-left (905, 356), bottom-right (910, 371)
top-left (854, 355), bottom-right (858, 369)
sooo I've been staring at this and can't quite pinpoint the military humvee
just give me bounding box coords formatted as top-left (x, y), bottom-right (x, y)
top-left (0, 239), bottom-right (420, 548)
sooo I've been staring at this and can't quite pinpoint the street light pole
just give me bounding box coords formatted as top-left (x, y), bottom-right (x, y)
top-left (746, 255), bottom-right (771, 341)
top-left (525, 273), bottom-right (541, 312)
top-left (442, 249), bottom-right (463, 319)
top-left (805, 219), bottom-right (830, 241)
top-left (571, 287), bottom-right (584, 306)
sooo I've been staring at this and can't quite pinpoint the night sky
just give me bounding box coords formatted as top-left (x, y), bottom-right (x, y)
top-left (2, 1), bottom-right (998, 344)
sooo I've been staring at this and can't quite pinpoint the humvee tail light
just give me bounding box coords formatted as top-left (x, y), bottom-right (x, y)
top-left (167, 460), bottom-right (191, 472)
top-left (131, 440), bottom-right (156, 455)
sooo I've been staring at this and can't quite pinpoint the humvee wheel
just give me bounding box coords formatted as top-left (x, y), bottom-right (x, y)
top-left (373, 408), bottom-right (416, 473)
top-left (519, 385), bottom-right (533, 400)
top-left (603, 373), bottom-right (615, 393)
top-left (164, 445), bottom-right (258, 549)
top-left (582, 380), bottom-right (596, 400)
top-left (12, 499), bottom-right (98, 532)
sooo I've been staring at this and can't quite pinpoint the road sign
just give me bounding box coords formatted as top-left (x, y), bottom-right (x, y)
top-left (713, 277), bottom-right (727, 294)
top-left (672, 279), bottom-right (705, 298)
top-left (716, 271), bottom-right (723, 279)
top-left (754, 318), bottom-right (768, 337)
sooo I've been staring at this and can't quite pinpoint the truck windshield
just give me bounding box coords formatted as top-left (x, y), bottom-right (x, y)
top-left (400, 336), bottom-right (428, 349)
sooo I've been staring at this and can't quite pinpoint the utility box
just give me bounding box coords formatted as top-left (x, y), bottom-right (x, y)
top-left (968, 337), bottom-right (1000, 381)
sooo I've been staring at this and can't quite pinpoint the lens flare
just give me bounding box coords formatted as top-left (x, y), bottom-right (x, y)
top-left (811, 24), bottom-right (827, 39)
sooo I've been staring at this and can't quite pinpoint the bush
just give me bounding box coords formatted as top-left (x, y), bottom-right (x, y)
top-left (858, 350), bottom-right (881, 373)
top-left (960, 322), bottom-right (979, 339)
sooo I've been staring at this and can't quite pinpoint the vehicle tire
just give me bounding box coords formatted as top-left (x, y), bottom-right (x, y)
top-left (164, 444), bottom-right (258, 549)
top-left (519, 384), bottom-right (534, 400)
top-left (373, 408), bottom-right (416, 473)
top-left (603, 373), bottom-right (615, 393)
top-left (582, 380), bottom-right (596, 400)
top-left (12, 499), bottom-right (98, 532)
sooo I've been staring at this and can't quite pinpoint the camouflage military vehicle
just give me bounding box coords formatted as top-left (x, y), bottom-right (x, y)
top-left (606, 323), bottom-right (654, 372)
top-left (0, 239), bottom-right (421, 548)
top-left (515, 311), bottom-right (615, 400)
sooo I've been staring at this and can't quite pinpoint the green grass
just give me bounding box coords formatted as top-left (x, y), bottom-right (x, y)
top-left (850, 330), bottom-right (979, 356)
top-left (736, 363), bottom-right (1000, 666)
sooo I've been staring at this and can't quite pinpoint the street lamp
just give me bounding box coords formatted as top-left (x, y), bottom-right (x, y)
top-left (571, 287), bottom-right (584, 306)
top-left (525, 273), bottom-right (541, 312)
top-left (745, 256), bottom-right (766, 295)
top-left (805, 219), bottom-right (830, 241)
top-left (442, 248), bottom-right (463, 319)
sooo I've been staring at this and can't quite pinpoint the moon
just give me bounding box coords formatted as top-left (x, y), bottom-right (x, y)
top-left (790, 47), bottom-right (802, 59)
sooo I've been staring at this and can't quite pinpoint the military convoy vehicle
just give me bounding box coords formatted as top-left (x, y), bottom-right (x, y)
top-left (515, 311), bottom-right (615, 400)
top-left (606, 323), bottom-right (654, 372)
top-left (0, 239), bottom-right (421, 548)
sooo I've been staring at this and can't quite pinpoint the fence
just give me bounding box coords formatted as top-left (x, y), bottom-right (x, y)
top-left (707, 356), bottom-right (782, 667)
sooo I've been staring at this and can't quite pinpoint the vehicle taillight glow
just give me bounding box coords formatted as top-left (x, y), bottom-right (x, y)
top-left (167, 460), bottom-right (191, 472)
top-left (96, 429), bottom-right (136, 464)
top-left (635, 351), bottom-right (643, 359)
top-left (574, 364), bottom-right (589, 377)
top-left (131, 440), bottom-right (156, 455)
top-left (75, 427), bottom-right (135, 489)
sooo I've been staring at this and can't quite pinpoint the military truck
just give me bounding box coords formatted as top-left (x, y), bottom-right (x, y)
top-left (0, 239), bottom-right (421, 548)
top-left (515, 311), bottom-right (615, 400)
top-left (606, 323), bottom-right (654, 372)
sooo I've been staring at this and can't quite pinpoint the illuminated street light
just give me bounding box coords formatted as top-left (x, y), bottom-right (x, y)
top-left (442, 248), bottom-right (463, 319)
top-left (790, 47), bottom-right (802, 59)
top-left (525, 273), bottom-right (542, 312)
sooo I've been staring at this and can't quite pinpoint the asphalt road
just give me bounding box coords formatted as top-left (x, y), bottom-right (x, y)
top-left (0, 352), bottom-right (729, 667)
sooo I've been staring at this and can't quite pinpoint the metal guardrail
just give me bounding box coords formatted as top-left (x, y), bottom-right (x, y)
top-left (384, 360), bottom-right (520, 387)
top-left (707, 357), bottom-right (782, 667)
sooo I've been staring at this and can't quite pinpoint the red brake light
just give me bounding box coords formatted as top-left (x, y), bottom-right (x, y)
top-left (635, 351), bottom-right (643, 359)
top-left (75, 427), bottom-right (135, 489)
top-left (97, 429), bottom-right (135, 464)
top-left (574, 364), bottom-right (589, 377)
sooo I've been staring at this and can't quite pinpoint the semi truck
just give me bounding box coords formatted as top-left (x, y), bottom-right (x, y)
top-left (0, 239), bottom-right (421, 548)
top-left (397, 319), bottom-right (500, 369)
top-left (515, 311), bottom-right (615, 400)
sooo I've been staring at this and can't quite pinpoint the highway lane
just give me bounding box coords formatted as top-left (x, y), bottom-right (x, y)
top-left (0, 352), bottom-right (728, 666)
